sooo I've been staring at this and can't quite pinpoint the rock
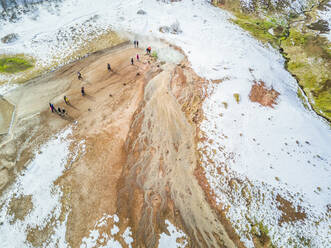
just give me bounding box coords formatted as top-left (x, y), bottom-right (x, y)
top-left (137, 9), bottom-right (147, 15)
top-left (159, 21), bottom-right (182, 34)
top-left (1, 33), bottom-right (18, 44)
top-left (159, 26), bottom-right (171, 33)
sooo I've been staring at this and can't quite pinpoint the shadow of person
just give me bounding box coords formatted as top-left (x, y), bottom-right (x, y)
top-left (84, 94), bottom-right (96, 101)
top-left (63, 115), bottom-right (75, 122)
top-left (68, 103), bottom-right (79, 110)
top-left (82, 79), bottom-right (91, 84)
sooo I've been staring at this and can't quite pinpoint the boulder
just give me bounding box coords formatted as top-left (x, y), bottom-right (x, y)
top-left (159, 21), bottom-right (182, 34)
top-left (1, 33), bottom-right (18, 44)
top-left (137, 9), bottom-right (147, 15)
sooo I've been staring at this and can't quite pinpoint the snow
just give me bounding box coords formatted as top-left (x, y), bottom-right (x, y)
top-left (122, 227), bottom-right (134, 248)
top-left (110, 225), bottom-right (120, 235)
top-left (0, 82), bottom-right (19, 95)
top-left (0, 0), bottom-right (330, 247)
top-left (0, 127), bottom-right (80, 248)
top-left (158, 220), bottom-right (187, 248)
top-left (80, 213), bottom-right (131, 248)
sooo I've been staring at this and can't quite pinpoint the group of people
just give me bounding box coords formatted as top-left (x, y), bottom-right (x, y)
top-left (49, 102), bottom-right (66, 116)
top-left (50, 42), bottom-right (153, 116)
top-left (131, 53), bottom-right (141, 65)
top-left (49, 95), bottom-right (71, 116)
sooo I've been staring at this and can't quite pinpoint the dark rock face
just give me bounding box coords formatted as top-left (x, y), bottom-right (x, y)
top-left (212, 0), bottom-right (311, 16)
top-left (307, 20), bottom-right (330, 34)
top-left (1, 33), bottom-right (18, 43)
top-left (137, 9), bottom-right (147, 15)
top-left (0, 0), bottom-right (61, 22)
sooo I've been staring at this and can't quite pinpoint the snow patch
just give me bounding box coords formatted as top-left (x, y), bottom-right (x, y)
top-left (0, 127), bottom-right (82, 248)
top-left (158, 220), bottom-right (187, 248)
top-left (80, 213), bottom-right (132, 248)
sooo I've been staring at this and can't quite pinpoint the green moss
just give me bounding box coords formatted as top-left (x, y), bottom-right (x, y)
top-left (251, 221), bottom-right (274, 247)
top-left (287, 61), bottom-right (305, 71)
top-left (151, 51), bottom-right (158, 59)
top-left (233, 93), bottom-right (240, 103)
top-left (282, 27), bottom-right (331, 122)
top-left (283, 28), bottom-right (308, 46)
top-left (232, 13), bottom-right (287, 47)
top-left (0, 56), bottom-right (33, 73)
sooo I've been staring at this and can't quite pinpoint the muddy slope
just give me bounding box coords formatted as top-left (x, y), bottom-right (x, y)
top-left (117, 62), bottom-right (237, 248)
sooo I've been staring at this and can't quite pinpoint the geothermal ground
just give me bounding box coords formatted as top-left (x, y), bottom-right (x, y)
top-left (0, 42), bottom-right (240, 247)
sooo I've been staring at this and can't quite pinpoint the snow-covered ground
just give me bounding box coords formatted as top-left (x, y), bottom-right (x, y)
top-left (0, 0), bottom-right (330, 247)
top-left (81, 217), bottom-right (186, 248)
top-left (0, 127), bottom-right (85, 247)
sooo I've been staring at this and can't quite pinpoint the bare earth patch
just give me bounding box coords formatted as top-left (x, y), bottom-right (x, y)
top-left (249, 80), bottom-right (280, 107)
top-left (8, 194), bottom-right (33, 223)
top-left (276, 194), bottom-right (307, 225)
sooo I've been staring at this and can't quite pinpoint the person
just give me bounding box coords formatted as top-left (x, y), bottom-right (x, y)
top-left (107, 63), bottom-right (111, 72)
top-left (136, 54), bottom-right (140, 61)
top-left (134, 40), bottom-right (137, 48)
top-left (81, 87), bottom-right (85, 96)
top-left (77, 71), bottom-right (82, 80)
top-left (49, 103), bottom-right (54, 113)
top-left (58, 107), bottom-right (62, 114)
top-left (131, 57), bottom-right (134, 65)
top-left (146, 46), bottom-right (151, 54)
top-left (64, 96), bottom-right (69, 105)
top-left (62, 109), bottom-right (66, 115)
top-left (136, 40), bottom-right (139, 48)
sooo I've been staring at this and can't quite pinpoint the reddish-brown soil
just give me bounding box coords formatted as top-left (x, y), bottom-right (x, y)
top-left (249, 80), bottom-right (280, 107)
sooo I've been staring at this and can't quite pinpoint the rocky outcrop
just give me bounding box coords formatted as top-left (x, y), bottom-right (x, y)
top-left (1, 33), bottom-right (18, 43)
top-left (159, 21), bottom-right (182, 34)
top-left (137, 9), bottom-right (147, 15)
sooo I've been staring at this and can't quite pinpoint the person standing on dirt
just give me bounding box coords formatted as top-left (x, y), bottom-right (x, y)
top-left (64, 96), bottom-right (69, 105)
top-left (146, 46), bottom-right (151, 54)
top-left (136, 54), bottom-right (140, 61)
top-left (58, 107), bottom-right (62, 115)
top-left (77, 71), bottom-right (83, 80)
top-left (49, 103), bottom-right (55, 113)
top-left (81, 86), bottom-right (85, 96)
top-left (134, 40), bottom-right (137, 48)
top-left (131, 57), bottom-right (134, 65)
top-left (107, 63), bottom-right (111, 72)
top-left (136, 40), bottom-right (139, 48)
